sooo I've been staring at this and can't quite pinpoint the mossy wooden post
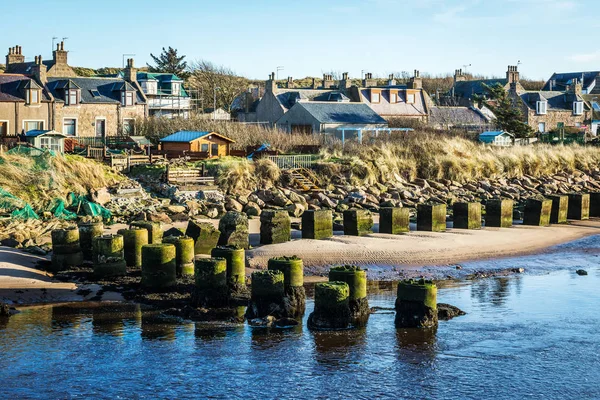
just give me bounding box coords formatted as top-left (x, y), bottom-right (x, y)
top-left (186, 220), bottom-right (221, 255)
top-left (302, 209), bottom-right (333, 239)
top-left (260, 210), bottom-right (291, 245)
top-left (192, 258), bottom-right (228, 307)
top-left (117, 227), bottom-right (148, 268)
top-left (395, 279), bottom-right (438, 328)
top-left (523, 198), bottom-right (552, 226)
top-left (343, 209), bottom-right (373, 236)
top-left (141, 243), bottom-right (177, 289)
top-left (268, 256), bottom-right (306, 317)
top-left (130, 221), bottom-right (163, 244)
top-left (218, 211), bottom-right (249, 249)
top-left (567, 193), bottom-right (590, 220)
top-left (548, 195), bottom-right (568, 224)
top-left (329, 265), bottom-right (369, 325)
top-left (163, 236), bottom-right (195, 276)
top-left (308, 281), bottom-right (352, 330)
top-left (485, 199), bottom-right (513, 228)
top-left (417, 203), bottom-right (447, 232)
top-left (379, 207), bottom-right (410, 234)
top-left (589, 192), bottom-right (600, 218)
top-left (452, 202), bottom-right (481, 230)
top-left (247, 270), bottom-right (286, 319)
top-left (78, 221), bottom-right (104, 261)
top-left (92, 234), bottom-right (126, 278)
top-left (211, 246), bottom-right (246, 287)
top-left (51, 227), bottom-right (84, 272)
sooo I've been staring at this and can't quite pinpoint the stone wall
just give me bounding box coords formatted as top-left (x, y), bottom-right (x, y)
top-left (53, 103), bottom-right (145, 137)
top-left (0, 102), bottom-right (52, 135)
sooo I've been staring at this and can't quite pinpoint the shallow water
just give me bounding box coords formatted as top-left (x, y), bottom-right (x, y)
top-left (2, 265), bottom-right (600, 400)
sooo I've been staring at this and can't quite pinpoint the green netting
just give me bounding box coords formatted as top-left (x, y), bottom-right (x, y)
top-left (67, 193), bottom-right (112, 220)
top-left (51, 199), bottom-right (77, 220)
top-left (11, 204), bottom-right (40, 220)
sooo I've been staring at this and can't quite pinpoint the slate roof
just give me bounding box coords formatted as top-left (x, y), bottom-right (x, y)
top-left (4, 60), bottom-right (55, 75)
top-left (160, 131), bottom-right (235, 143)
top-left (0, 74), bottom-right (51, 102)
top-left (46, 77), bottom-right (145, 104)
top-left (298, 102), bottom-right (387, 124)
top-left (542, 71), bottom-right (600, 92)
top-left (355, 88), bottom-right (428, 117)
top-left (275, 89), bottom-right (339, 110)
top-left (452, 79), bottom-right (507, 98)
top-left (429, 106), bottom-right (489, 126)
top-left (519, 91), bottom-right (586, 111)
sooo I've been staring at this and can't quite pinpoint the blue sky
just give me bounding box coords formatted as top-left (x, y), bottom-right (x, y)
top-left (2, 0), bottom-right (598, 80)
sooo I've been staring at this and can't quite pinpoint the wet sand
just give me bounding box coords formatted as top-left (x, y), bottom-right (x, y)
top-left (2, 217), bottom-right (600, 304)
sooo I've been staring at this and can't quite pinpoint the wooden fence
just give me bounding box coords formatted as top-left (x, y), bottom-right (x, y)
top-left (109, 153), bottom-right (167, 173)
top-left (165, 165), bottom-right (215, 186)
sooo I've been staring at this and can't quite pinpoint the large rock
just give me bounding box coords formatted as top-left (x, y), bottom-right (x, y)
top-left (91, 188), bottom-right (111, 206)
top-left (186, 220), bottom-right (221, 255)
top-left (243, 202), bottom-right (262, 217)
top-left (225, 198), bottom-right (244, 212)
top-left (218, 211), bottom-right (250, 249)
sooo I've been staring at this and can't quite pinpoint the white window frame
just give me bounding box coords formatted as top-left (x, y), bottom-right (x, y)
top-left (22, 120), bottom-right (44, 132)
top-left (39, 136), bottom-right (63, 153)
top-left (573, 101), bottom-right (584, 115)
top-left (65, 89), bottom-right (79, 106)
top-left (0, 120), bottom-right (9, 136)
top-left (390, 92), bottom-right (397, 104)
top-left (171, 82), bottom-right (180, 95)
top-left (63, 117), bottom-right (78, 136)
top-left (371, 91), bottom-right (380, 104)
top-left (123, 118), bottom-right (135, 135)
top-left (406, 93), bottom-right (416, 104)
top-left (143, 81), bottom-right (158, 95)
top-left (26, 89), bottom-right (40, 105)
top-left (121, 91), bottom-right (134, 107)
top-left (536, 101), bottom-right (547, 115)
top-left (538, 122), bottom-right (546, 133)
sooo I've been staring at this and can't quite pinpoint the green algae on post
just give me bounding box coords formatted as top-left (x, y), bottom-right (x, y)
top-left (78, 221), bottom-right (104, 261)
top-left (163, 235), bottom-right (195, 276)
top-left (328, 265), bottom-right (367, 300)
top-left (51, 226), bottom-right (84, 272)
top-left (260, 209), bottom-right (291, 245)
top-left (308, 281), bottom-right (352, 330)
top-left (379, 207), bottom-right (410, 234)
top-left (395, 278), bottom-right (438, 329)
top-left (130, 220), bottom-right (163, 244)
top-left (452, 202), bottom-right (481, 230)
top-left (185, 219), bottom-right (221, 255)
top-left (417, 203), bottom-right (447, 232)
top-left (547, 195), bottom-right (568, 224)
top-left (218, 211), bottom-right (249, 249)
top-left (567, 193), bottom-right (590, 220)
top-left (343, 209), bottom-right (373, 236)
top-left (92, 234), bottom-right (126, 278)
top-left (485, 199), bottom-right (513, 228)
top-left (141, 243), bottom-right (177, 289)
top-left (117, 227), bottom-right (148, 268)
top-left (523, 198), bottom-right (552, 226)
top-left (211, 246), bottom-right (245, 286)
top-left (302, 209), bottom-right (333, 239)
top-left (267, 256), bottom-right (304, 287)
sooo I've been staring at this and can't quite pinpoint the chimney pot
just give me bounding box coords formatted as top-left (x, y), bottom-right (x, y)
top-left (60, 41), bottom-right (64, 50)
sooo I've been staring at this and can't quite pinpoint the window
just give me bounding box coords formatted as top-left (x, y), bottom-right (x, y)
top-left (121, 91), bottom-right (134, 107)
top-left (211, 143), bottom-right (219, 156)
top-left (63, 118), bottom-right (77, 136)
top-left (390, 92), bottom-right (397, 104)
top-left (171, 82), bottom-right (180, 95)
top-left (26, 89), bottom-right (40, 105)
top-left (536, 101), bottom-right (547, 115)
top-left (406, 93), bottom-right (415, 104)
top-left (90, 89), bottom-right (100, 97)
top-left (0, 121), bottom-right (8, 136)
top-left (95, 119), bottom-right (106, 137)
top-left (370, 90), bottom-right (380, 103)
top-left (23, 120), bottom-right (43, 132)
top-left (573, 101), bottom-right (584, 115)
top-left (538, 122), bottom-right (546, 133)
top-left (123, 119), bottom-right (135, 135)
top-left (201, 143), bottom-right (209, 152)
top-left (65, 89), bottom-right (79, 106)
top-left (145, 81), bottom-right (157, 95)
top-left (39, 137), bottom-right (62, 153)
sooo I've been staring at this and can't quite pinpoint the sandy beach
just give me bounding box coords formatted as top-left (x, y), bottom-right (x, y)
top-left (2, 217), bottom-right (600, 304)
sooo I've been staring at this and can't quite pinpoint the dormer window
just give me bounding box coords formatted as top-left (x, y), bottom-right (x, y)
top-left (26, 89), bottom-right (40, 105)
top-left (172, 82), bottom-right (181, 96)
top-left (370, 89), bottom-right (381, 104)
top-left (536, 100), bottom-right (547, 115)
top-left (121, 91), bottom-right (134, 107)
top-left (141, 81), bottom-right (157, 95)
top-left (406, 92), bottom-right (415, 104)
top-left (389, 90), bottom-right (398, 104)
top-left (573, 101), bottom-right (584, 115)
top-left (65, 89), bottom-right (79, 106)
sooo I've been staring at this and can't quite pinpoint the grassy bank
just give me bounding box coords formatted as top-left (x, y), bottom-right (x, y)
top-left (0, 152), bottom-right (123, 208)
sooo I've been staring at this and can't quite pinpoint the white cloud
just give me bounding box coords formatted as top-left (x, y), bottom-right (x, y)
top-left (568, 51), bottom-right (600, 63)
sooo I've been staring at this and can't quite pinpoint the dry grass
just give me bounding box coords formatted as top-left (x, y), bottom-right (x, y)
top-left (0, 153), bottom-right (123, 208)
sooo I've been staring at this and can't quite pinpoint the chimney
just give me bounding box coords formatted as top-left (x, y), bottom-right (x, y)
top-left (124, 58), bottom-right (138, 83)
top-left (340, 72), bottom-right (351, 89)
top-left (31, 55), bottom-right (48, 85)
top-left (570, 78), bottom-right (583, 95)
top-left (362, 72), bottom-right (376, 88)
top-left (286, 76), bottom-right (294, 89)
top-left (311, 78), bottom-right (317, 89)
top-left (407, 70), bottom-right (422, 89)
top-left (322, 74), bottom-right (334, 89)
top-left (53, 41), bottom-right (68, 66)
top-left (454, 69), bottom-right (467, 83)
top-left (388, 73), bottom-right (396, 86)
top-left (5, 45), bottom-right (25, 72)
top-left (265, 72), bottom-right (276, 93)
top-left (506, 65), bottom-right (520, 84)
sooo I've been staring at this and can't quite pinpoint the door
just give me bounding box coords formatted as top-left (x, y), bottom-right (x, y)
top-left (96, 119), bottom-right (106, 137)
top-left (0, 121), bottom-right (7, 137)
top-left (211, 143), bottom-right (219, 157)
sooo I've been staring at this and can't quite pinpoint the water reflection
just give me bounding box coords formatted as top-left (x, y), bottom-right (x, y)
top-left (51, 304), bottom-right (84, 330)
top-left (470, 277), bottom-right (516, 306)
top-left (141, 313), bottom-right (177, 341)
top-left (0, 316), bottom-right (8, 330)
top-left (395, 327), bottom-right (437, 364)
top-left (250, 324), bottom-right (303, 350)
top-left (312, 328), bottom-right (367, 367)
top-left (194, 323), bottom-right (244, 342)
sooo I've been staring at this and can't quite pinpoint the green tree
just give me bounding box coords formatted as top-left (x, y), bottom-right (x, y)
top-left (481, 83), bottom-right (534, 138)
top-left (147, 47), bottom-right (189, 78)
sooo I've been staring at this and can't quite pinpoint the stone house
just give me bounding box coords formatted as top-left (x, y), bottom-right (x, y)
top-left (542, 71), bottom-right (600, 94)
top-left (275, 102), bottom-right (387, 136)
top-left (449, 66), bottom-right (524, 105)
top-left (1, 43), bottom-right (147, 138)
top-left (0, 72), bottom-right (53, 136)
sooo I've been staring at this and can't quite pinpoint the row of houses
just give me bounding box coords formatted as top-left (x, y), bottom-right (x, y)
top-left (0, 43), bottom-right (192, 140)
top-left (236, 65), bottom-right (600, 137)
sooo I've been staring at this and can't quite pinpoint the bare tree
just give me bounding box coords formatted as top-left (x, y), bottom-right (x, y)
top-left (188, 60), bottom-right (249, 113)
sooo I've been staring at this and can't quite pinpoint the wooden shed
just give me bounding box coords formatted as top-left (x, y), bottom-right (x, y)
top-left (24, 130), bottom-right (67, 153)
top-left (159, 131), bottom-right (235, 158)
